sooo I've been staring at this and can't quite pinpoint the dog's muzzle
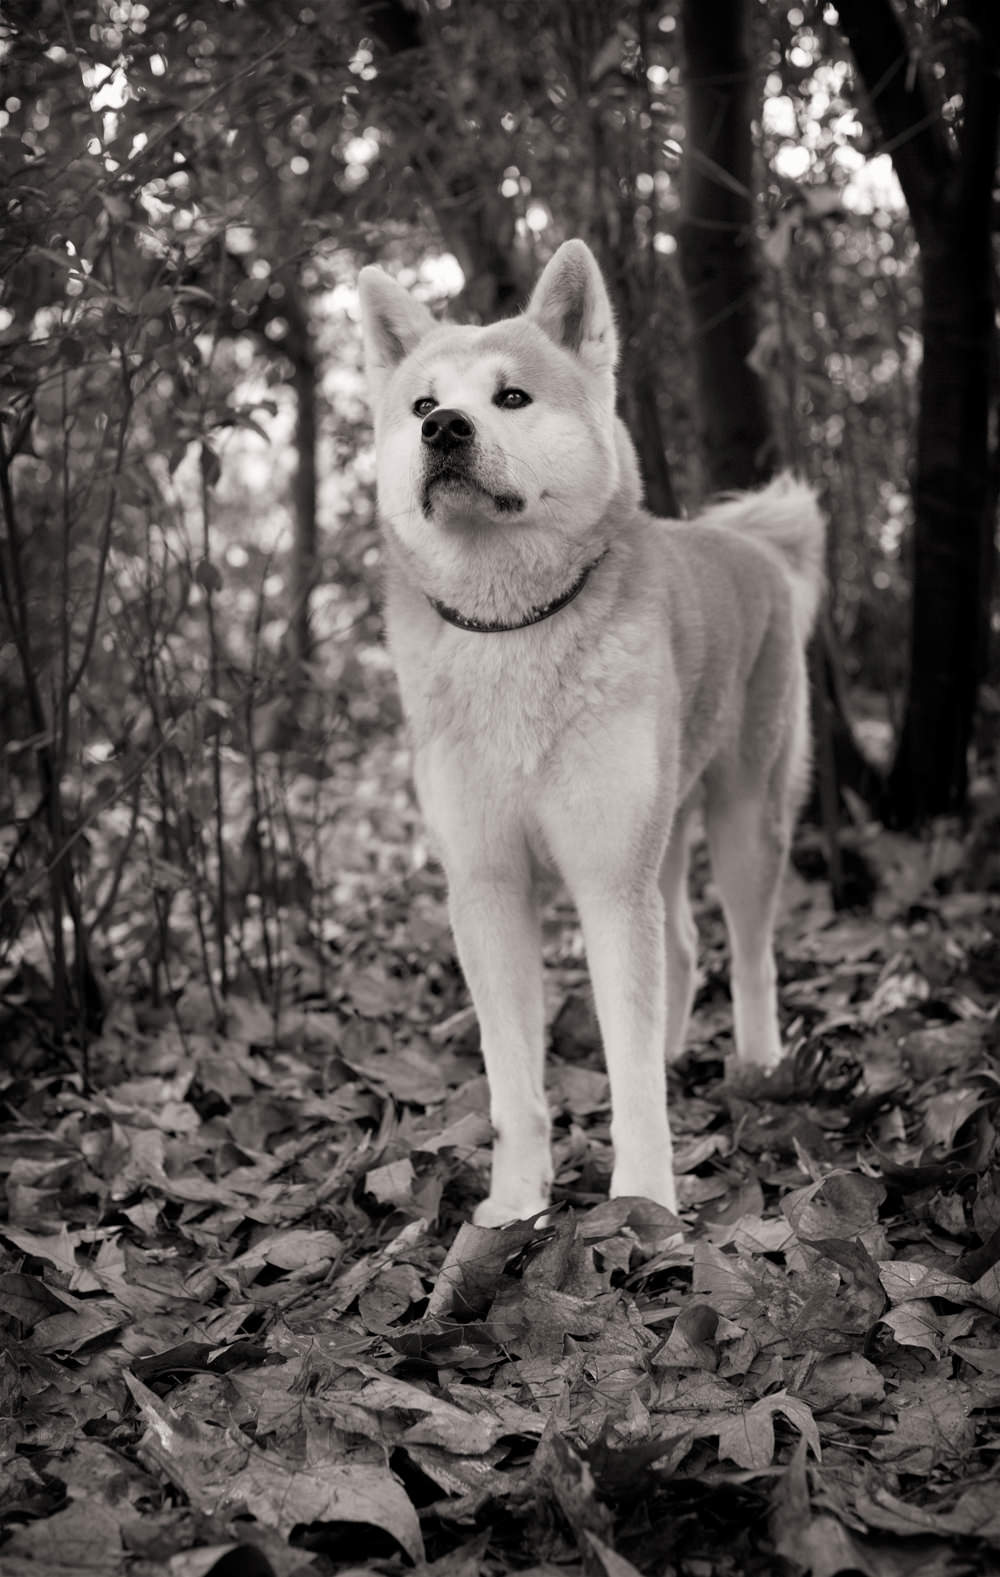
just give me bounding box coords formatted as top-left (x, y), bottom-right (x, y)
top-left (419, 410), bottom-right (525, 518)
top-left (421, 406), bottom-right (478, 514)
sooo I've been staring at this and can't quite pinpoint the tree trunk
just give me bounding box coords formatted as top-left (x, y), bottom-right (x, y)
top-left (677, 0), bottom-right (777, 493)
top-left (836, 0), bottom-right (1000, 827)
top-left (676, 0), bottom-right (883, 891)
top-left (887, 237), bottom-right (996, 822)
top-left (621, 365), bottom-right (681, 517)
top-left (580, 3), bottom-right (681, 519)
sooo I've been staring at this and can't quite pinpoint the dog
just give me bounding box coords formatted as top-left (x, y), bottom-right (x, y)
top-left (358, 239), bottom-right (824, 1227)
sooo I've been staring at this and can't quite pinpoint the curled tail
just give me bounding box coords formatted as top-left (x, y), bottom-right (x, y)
top-left (701, 472), bottom-right (826, 642)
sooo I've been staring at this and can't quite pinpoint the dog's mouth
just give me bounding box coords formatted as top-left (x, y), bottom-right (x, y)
top-left (421, 468), bottom-right (525, 519)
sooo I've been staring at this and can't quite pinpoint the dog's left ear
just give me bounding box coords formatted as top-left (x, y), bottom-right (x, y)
top-left (358, 267), bottom-right (436, 394)
top-left (527, 240), bottom-right (618, 390)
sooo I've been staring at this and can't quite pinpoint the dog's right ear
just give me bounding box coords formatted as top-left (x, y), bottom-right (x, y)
top-left (358, 268), bottom-right (436, 393)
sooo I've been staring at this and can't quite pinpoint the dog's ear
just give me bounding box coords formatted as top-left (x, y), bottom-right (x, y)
top-left (526, 240), bottom-right (618, 388)
top-left (358, 267), bottom-right (436, 392)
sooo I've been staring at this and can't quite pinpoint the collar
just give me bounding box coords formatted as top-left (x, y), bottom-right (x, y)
top-left (427, 549), bottom-right (609, 634)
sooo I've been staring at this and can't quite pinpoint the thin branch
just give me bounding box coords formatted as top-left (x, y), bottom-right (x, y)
top-left (65, 344), bottom-right (133, 700)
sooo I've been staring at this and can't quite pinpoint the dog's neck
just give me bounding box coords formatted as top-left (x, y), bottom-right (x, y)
top-left (382, 509), bottom-right (622, 633)
top-left (381, 461), bottom-right (641, 634)
top-left (426, 549), bottom-right (609, 634)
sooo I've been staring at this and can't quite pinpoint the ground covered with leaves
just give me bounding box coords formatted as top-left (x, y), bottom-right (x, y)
top-left (2, 817), bottom-right (1000, 1577)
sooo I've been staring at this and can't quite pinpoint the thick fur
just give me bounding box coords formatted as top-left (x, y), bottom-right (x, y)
top-left (359, 240), bottom-right (825, 1226)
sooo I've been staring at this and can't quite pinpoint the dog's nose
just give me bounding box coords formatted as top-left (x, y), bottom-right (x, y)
top-left (421, 408), bottom-right (475, 449)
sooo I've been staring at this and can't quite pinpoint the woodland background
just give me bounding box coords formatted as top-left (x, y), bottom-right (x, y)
top-left (1, 3), bottom-right (1000, 1576)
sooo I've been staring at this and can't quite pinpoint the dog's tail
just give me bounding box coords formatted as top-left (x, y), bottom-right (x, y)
top-left (704, 472), bottom-right (825, 643)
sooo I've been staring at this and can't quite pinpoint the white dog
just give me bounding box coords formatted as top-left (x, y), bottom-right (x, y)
top-left (359, 240), bottom-right (824, 1226)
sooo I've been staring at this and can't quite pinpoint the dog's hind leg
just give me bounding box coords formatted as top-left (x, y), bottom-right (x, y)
top-left (660, 800), bottom-right (698, 1064)
top-left (703, 778), bottom-right (789, 1070)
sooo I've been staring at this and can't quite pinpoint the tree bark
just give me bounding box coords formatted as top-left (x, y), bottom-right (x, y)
top-left (677, 0), bottom-right (777, 493)
top-left (836, 0), bottom-right (1000, 825)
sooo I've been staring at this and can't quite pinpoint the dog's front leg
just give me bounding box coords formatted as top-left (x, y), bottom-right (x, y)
top-left (572, 882), bottom-right (677, 1214)
top-left (543, 744), bottom-right (678, 1216)
top-left (446, 870), bottom-right (550, 1227)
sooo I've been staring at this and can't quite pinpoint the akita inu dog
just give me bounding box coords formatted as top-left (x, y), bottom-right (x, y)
top-left (359, 240), bottom-right (823, 1227)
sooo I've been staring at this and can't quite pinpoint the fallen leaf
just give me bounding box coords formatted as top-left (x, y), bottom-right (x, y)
top-left (880, 1300), bottom-right (945, 1356)
top-left (167, 1545), bottom-right (278, 1577)
top-left (690, 1242), bottom-right (756, 1318)
top-left (365, 1158), bottom-right (416, 1205)
top-left (870, 1375), bottom-right (975, 1475)
top-left (1, 1225), bottom-right (103, 1293)
top-left (658, 1303), bottom-right (720, 1370)
top-left (584, 1532), bottom-right (646, 1577)
top-left (771, 1441), bottom-right (878, 1577)
top-left (357, 1262), bottom-right (424, 1333)
top-left (32, 1299), bottom-right (126, 1354)
top-left (534, 1428), bottom-right (612, 1543)
top-left (426, 1217), bottom-right (542, 1319)
top-left (854, 1481), bottom-right (1000, 1543)
top-left (579, 1195), bottom-right (683, 1254)
top-left (922, 1086), bottom-right (983, 1150)
top-left (782, 1171), bottom-right (886, 1241)
top-left (0, 1498), bottom-right (123, 1573)
top-left (126, 1371), bottom-right (423, 1560)
top-left (801, 1352), bottom-right (885, 1410)
top-left (410, 1111), bottom-right (492, 1154)
top-left (878, 1261), bottom-right (976, 1307)
top-left (227, 1228), bottom-right (342, 1273)
top-left (716, 1389), bottom-right (821, 1470)
top-left (328, 1368), bottom-right (502, 1455)
top-left (0, 1271), bottom-right (78, 1327)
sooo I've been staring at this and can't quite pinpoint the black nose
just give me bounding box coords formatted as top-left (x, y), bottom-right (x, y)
top-left (421, 408), bottom-right (475, 449)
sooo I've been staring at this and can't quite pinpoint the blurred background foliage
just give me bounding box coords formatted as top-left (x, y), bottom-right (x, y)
top-left (0, 0), bottom-right (997, 1047)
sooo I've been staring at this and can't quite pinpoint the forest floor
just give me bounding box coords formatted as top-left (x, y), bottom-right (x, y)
top-left (2, 784), bottom-right (1000, 1577)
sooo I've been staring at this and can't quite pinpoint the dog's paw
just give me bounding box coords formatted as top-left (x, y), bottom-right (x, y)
top-left (473, 1196), bottom-right (549, 1229)
top-left (725, 1053), bottom-right (787, 1096)
top-left (609, 1171), bottom-right (678, 1217)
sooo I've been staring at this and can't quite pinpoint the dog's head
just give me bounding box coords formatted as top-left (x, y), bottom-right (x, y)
top-left (358, 241), bottom-right (636, 568)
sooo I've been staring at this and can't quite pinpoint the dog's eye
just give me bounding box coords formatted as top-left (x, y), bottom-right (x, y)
top-left (412, 397), bottom-right (437, 418)
top-left (495, 388), bottom-right (532, 410)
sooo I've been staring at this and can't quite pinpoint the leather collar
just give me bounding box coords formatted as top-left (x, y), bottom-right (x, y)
top-left (428, 549), bottom-right (609, 634)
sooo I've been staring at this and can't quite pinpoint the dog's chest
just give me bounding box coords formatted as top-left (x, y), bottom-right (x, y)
top-left (435, 640), bottom-right (586, 771)
top-left (399, 627), bottom-right (615, 782)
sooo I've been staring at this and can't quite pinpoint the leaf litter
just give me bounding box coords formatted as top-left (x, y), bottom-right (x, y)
top-left (2, 830), bottom-right (1000, 1576)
